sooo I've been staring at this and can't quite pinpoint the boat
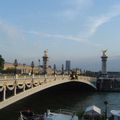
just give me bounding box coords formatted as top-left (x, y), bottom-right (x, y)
top-left (110, 110), bottom-right (120, 120)
top-left (18, 109), bottom-right (43, 120)
top-left (84, 105), bottom-right (101, 116)
top-left (44, 109), bottom-right (79, 120)
top-left (18, 109), bottom-right (78, 120)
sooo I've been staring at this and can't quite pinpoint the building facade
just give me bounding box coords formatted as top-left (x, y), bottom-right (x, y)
top-left (65, 60), bottom-right (71, 74)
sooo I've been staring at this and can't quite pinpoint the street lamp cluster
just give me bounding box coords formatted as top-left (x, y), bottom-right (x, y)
top-left (10, 50), bottom-right (71, 76)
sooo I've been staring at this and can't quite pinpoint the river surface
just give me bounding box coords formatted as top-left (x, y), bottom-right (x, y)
top-left (0, 84), bottom-right (120, 120)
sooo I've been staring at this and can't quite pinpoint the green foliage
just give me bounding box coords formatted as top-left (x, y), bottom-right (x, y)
top-left (76, 110), bottom-right (84, 118)
top-left (3, 68), bottom-right (21, 74)
top-left (4, 68), bottom-right (15, 74)
top-left (0, 55), bottom-right (5, 71)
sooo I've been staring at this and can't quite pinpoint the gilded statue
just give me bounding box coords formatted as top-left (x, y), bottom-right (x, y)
top-left (102, 50), bottom-right (107, 56)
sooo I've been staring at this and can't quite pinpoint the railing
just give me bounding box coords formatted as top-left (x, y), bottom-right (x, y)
top-left (0, 75), bottom-right (68, 101)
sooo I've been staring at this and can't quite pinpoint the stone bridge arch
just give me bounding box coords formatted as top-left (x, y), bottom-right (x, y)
top-left (0, 75), bottom-right (96, 109)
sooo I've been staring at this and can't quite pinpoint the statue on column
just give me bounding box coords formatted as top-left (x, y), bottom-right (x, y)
top-left (44, 49), bottom-right (48, 57)
top-left (102, 50), bottom-right (107, 57)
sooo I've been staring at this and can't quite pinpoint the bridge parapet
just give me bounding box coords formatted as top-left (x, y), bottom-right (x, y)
top-left (0, 75), bottom-right (96, 85)
top-left (78, 76), bottom-right (96, 82)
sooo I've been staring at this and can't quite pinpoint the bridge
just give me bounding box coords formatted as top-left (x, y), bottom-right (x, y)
top-left (0, 75), bottom-right (96, 109)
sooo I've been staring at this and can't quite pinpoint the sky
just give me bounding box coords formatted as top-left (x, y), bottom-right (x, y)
top-left (0, 0), bottom-right (120, 71)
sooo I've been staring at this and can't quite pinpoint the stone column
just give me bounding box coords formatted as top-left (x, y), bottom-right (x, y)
top-left (43, 50), bottom-right (48, 75)
top-left (101, 50), bottom-right (108, 77)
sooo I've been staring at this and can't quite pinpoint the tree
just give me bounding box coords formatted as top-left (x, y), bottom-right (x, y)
top-left (0, 55), bottom-right (5, 71)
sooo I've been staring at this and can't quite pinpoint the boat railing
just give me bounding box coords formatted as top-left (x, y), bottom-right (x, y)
top-left (49, 109), bottom-right (77, 115)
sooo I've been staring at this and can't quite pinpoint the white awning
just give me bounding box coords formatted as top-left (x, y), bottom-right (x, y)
top-left (111, 110), bottom-right (120, 117)
top-left (85, 105), bottom-right (101, 116)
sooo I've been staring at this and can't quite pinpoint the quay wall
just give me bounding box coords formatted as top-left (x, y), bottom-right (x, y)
top-left (96, 78), bottom-right (120, 92)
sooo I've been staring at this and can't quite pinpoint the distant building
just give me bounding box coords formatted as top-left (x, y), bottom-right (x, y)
top-left (4, 62), bottom-right (53, 75)
top-left (65, 60), bottom-right (71, 74)
top-left (4, 62), bottom-right (38, 74)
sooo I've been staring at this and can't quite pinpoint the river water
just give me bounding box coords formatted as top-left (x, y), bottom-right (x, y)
top-left (0, 84), bottom-right (120, 120)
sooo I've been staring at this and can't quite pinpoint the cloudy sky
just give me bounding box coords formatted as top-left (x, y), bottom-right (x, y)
top-left (0, 0), bottom-right (120, 71)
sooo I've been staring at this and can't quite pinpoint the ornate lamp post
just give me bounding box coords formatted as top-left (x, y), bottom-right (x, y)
top-left (31, 61), bottom-right (34, 75)
top-left (61, 64), bottom-right (64, 75)
top-left (23, 63), bottom-right (26, 74)
top-left (14, 59), bottom-right (18, 75)
top-left (38, 59), bottom-right (40, 74)
top-left (104, 101), bottom-right (108, 120)
top-left (53, 64), bottom-right (56, 75)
